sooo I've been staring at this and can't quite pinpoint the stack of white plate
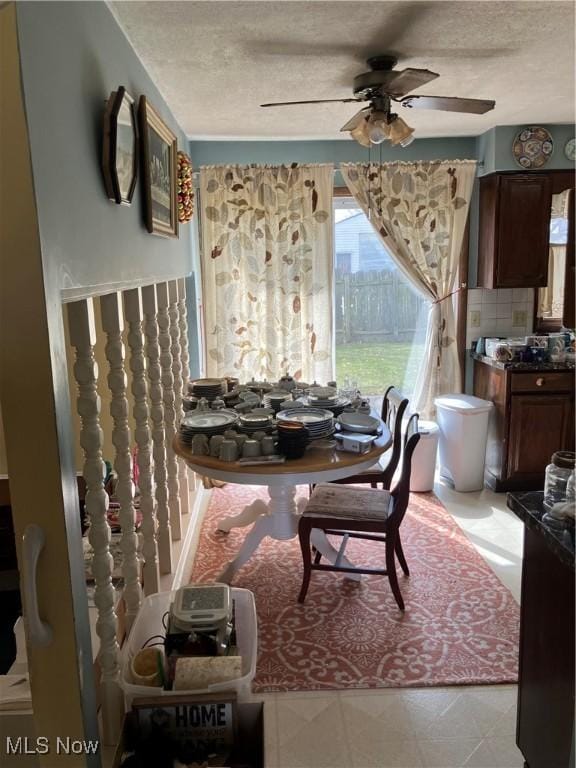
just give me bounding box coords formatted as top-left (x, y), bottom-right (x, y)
top-left (263, 390), bottom-right (292, 410)
top-left (179, 409), bottom-right (239, 445)
top-left (237, 413), bottom-right (276, 435)
top-left (304, 394), bottom-right (351, 415)
top-left (188, 378), bottom-right (226, 401)
top-left (276, 407), bottom-right (334, 440)
top-left (307, 386), bottom-right (341, 407)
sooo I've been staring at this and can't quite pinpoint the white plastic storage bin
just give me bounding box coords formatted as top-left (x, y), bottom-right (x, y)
top-left (120, 588), bottom-right (257, 708)
top-left (410, 420), bottom-right (440, 492)
top-left (434, 395), bottom-right (493, 492)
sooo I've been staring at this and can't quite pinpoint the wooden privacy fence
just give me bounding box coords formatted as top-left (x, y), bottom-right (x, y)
top-left (335, 269), bottom-right (426, 344)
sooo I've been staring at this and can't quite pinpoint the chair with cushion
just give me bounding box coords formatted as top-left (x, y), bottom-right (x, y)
top-left (297, 414), bottom-right (420, 610)
top-left (333, 386), bottom-right (409, 489)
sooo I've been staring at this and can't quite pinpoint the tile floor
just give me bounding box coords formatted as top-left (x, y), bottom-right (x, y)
top-left (254, 478), bottom-right (525, 768)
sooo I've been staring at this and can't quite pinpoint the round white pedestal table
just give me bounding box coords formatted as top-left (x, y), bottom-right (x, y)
top-left (174, 427), bottom-right (392, 584)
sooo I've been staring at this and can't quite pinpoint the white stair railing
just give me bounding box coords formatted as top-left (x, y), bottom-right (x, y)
top-left (177, 277), bottom-right (194, 499)
top-left (142, 284), bottom-right (172, 575)
top-left (123, 287), bottom-right (160, 596)
top-left (169, 279), bottom-right (189, 517)
top-left (100, 291), bottom-right (142, 632)
top-left (67, 298), bottom-right (123, 745)
top-left (157, 282), bottom-right (182, 541)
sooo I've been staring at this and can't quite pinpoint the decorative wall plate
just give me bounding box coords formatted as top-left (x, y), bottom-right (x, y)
top-left (512, 126), bottom-right (554, 169)
top-left (565, 138), bottom-right (576, 161)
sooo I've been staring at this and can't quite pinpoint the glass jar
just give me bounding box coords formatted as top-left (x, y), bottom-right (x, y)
top-left (566, 470), bottom-right (576, 504)
top-left (543, 451), bottom-right (576, 511)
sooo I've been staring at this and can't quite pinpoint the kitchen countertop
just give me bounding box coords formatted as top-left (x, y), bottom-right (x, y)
top-left (472, 353), bottom-right (575, 372)
top-left (507, 491), bottom-right (575, 570)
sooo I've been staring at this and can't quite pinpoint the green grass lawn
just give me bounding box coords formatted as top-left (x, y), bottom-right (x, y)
top-left (336, 341), bottom-right (424, 395)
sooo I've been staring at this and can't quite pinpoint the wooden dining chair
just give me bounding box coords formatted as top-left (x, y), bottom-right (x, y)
top-left (297, 414), bottom-right (420, 610)
top-left (332, 386), bottom-right (409, 489)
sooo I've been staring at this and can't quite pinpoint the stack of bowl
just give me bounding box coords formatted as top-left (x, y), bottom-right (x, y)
top-left (276, 421), bottom-right (310, 459)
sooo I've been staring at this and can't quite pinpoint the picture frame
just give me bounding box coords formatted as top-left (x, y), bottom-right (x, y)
top-left (102, 86), bottom-right (138, 205)
top-left (138, 95), bottom-right (179, 238)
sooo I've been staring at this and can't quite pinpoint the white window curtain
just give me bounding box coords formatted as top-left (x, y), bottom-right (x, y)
top-left (341, 160), bottom-right (476, 418)
top-left (199, 164), bottom-right (334, 384)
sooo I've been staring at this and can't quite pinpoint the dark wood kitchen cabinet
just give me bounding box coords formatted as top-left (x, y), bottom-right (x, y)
top-left (478, 172), bottom-right (553, 288)
top-left (507, 492), bottom-right (575, 768)
top-left (474, 359), bottom-right (575, 491)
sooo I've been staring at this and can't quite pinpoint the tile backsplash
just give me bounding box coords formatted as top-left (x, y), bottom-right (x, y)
top-left (466, 287), bottom-right (534, 349)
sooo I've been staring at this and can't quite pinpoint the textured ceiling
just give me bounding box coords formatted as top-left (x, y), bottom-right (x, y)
top-left (110, 0), bottom-right (575, 140)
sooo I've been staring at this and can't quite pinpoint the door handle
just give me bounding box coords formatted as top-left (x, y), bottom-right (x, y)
top-left (22, 524), bottom-right (53, 647)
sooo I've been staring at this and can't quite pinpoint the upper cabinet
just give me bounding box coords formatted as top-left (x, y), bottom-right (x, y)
top-left (478, 172), bottom-right (553, 288)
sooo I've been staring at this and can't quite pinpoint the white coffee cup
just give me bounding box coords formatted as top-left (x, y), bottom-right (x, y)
top-left (219, 439), bottom-right (239, 462)
top-left (242, 440), bottom-right (261, 458)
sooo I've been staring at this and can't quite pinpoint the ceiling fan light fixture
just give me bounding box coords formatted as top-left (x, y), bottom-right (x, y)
top-left (366, 111), bottom-right (390, 144)
top-left (350, 117), bottom-right (371, 147)
top-left (387, 115), bottom-right (415, 147)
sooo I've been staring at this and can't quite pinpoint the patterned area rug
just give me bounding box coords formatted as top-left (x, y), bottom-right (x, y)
top-left (191, 485), bottom-right (520, 692)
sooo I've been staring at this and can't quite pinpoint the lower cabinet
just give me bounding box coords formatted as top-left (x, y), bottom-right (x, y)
top-left (516, 522), bottom-right (575, 768)
top-left (474, 361), bottom-right (575, 491)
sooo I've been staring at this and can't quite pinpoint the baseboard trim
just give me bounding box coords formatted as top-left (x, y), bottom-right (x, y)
top-left (169, 485), bottom-right (212, 591)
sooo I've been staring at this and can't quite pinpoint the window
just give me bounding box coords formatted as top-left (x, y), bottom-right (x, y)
top-left (334, 196), bottom-right (428, 397)
top-left (336, 251), bottom-right (352, 274)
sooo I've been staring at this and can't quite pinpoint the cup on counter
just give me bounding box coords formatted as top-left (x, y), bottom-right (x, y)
top-left (242, 440), bottom-right (261, 458)
top-left (219, 440), bottom-right (239, 462)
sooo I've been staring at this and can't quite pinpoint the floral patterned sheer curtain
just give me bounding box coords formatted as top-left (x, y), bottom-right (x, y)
top-left (199, 164), bottom-right (334, 384)
top-left (341, 160), bottom-right (476, 418)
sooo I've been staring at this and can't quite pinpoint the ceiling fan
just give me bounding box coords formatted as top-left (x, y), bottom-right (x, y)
top-left (260, 55), bottom-right (495, 148)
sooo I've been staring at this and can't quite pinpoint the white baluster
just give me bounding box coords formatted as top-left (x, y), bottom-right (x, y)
top-left (67, 299), bottom-right (123, 745)
top-left (142, 284), bottom-right (172, 575)
top-left (169, 280), bottom-right (189, 517)
top-left (157, 282), bottom-right (182, 541)
top-left (100, 292), bottom-right (142, 631)
top-left (177, 277), bottom-right (193, 501)
top-left (124, 288), bottom-right (160, 595)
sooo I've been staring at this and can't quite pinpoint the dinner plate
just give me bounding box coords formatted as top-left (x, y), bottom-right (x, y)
top-left (276, 407), bottom-right (334, 425)
top-left (180, 409), bottom-right (239, 431)
top-left (512, 126), bottom-right (554, 169)
top-left (189, 378), bottom-right (224, 388)
top-left (337, 413), bottom-right (381, 434)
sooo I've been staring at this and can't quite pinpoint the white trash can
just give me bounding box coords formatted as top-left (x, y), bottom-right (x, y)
top-left (410, 420), bottom-right (440, 492)
top-left (434, 394), bottom-right (493, 492)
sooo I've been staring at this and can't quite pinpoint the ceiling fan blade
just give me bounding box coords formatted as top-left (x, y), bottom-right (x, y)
top-left (401, 95), bottom-right (495, 114)
top-left (383, 68), bottom-right (439, 97)
top-left (260, 98), bottom-right (361, 108)
top-left (340, 107), bottom-right (370, 133)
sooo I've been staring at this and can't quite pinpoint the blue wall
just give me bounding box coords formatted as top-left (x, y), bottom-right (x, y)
top-left (16, 1), bottom-right (194, 300)
top-left (478, 124), bottom-right (575, 175)
top-left (190, 137), bottom-right (478, 169)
